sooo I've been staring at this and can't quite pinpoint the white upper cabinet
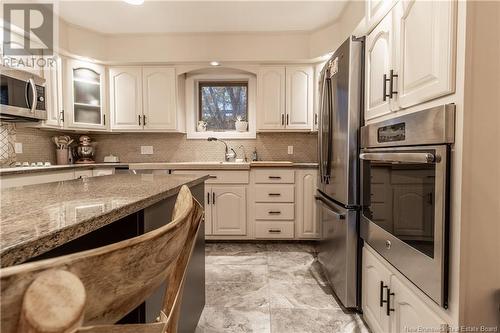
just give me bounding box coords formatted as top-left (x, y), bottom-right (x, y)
top-left (394, 0), bottom-right (456, 109)
top-left (285, 66), bottom-right (313, 130)
top-left (64, 59), bottom-right (107, 130)
top-left (109, 66), bottom-right (179, 132)
top-left (365, 11), bottom-right (395, 121)
top-left (365, 0), bottom-right (398, 33)
top-left (312, 62), bottom-right (325, 131)
top-left (365, 0), bottom-right (457, 121)
top-left (257, 67), bottom-right (286, 130)
top-left (42, 57), bottom-right (64, 128)
top-left (257, 65), bottom-right (313, 131)
top-left (109, 67), bottom-right (143, 130)
top-left (142, 67), bottom-right (177, 131)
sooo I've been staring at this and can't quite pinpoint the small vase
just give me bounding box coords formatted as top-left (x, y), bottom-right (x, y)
top-left (56, 148), bottom-right (69, 165)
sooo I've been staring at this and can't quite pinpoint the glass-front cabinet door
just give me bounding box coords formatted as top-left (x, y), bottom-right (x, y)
top-left (65, 59), bottom-right (107, 130)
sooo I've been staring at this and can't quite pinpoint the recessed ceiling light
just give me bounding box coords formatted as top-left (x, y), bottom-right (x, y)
top-left (124, 0), bottom-right (144, 5)
top-left (210, 61), bottom-right (221, 66)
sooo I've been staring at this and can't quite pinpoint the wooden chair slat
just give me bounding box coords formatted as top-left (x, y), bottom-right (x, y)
top-left (0, 185), bottom-right (203, 333)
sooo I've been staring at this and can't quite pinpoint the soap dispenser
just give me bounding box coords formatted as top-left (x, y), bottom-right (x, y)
top-left (251, 148), bottom-right (258, 161)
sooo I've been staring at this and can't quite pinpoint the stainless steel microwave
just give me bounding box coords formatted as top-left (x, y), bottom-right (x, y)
top-left (360, 104), bottom-right (455, 308)
top-left (0, 66), bottom-right (47, 121)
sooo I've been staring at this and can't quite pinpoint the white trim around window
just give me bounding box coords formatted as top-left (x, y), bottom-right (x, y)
top-left (185, 73), bottom-right (257, 139)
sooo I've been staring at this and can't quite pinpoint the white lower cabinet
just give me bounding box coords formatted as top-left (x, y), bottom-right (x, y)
top-left (205, 185), bottom-right (247, 236)
top-left (362, 246), bottom-right (392, 333)
top-left (295, 169), bottom-right (319, 239)
top-left (389, 275), bottom-right (446, 333)
top-left (362, 246), bottom-right (448, 333)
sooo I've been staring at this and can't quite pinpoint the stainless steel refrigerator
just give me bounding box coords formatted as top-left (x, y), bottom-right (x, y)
top-left (315, 36), bottom-right (363, 310)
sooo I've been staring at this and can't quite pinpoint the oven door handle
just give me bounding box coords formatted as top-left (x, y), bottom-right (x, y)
top-left (359, 152), bottom-right (436, 164)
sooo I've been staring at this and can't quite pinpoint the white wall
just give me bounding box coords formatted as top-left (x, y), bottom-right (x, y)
top-left (57, 1), bottom-right (365, 64)
top-left (459, 0), bottom-right (500, 327)
top-left (309, 0), bottom-right (365, 58)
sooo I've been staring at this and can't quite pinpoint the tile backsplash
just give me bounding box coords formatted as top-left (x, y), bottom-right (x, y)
top-left (0, 124), bottom-right (318, 166)
top-left (0, 124), bottom-right (59, 167)
top-left (93, 132), bottom-right (318, 163)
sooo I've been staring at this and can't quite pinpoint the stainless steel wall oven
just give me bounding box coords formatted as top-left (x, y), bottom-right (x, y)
top-left (360, 104), bottom-right (455, 307)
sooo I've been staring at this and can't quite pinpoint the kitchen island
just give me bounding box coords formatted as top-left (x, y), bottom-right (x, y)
top-left (0, 173), bottom-right (208, 331)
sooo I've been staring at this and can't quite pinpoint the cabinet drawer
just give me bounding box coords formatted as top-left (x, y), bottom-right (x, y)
top-left (74, 169), bottom-right (93, 179)
top-left (255, 203), bottom-right (294, 220)
top-left (254, 169), bottom-right (295, 184)
top-left (92, 168), bottom-right (114, 177)
top-left (255, 184), bottom-right (294, 203)
top-left (255, 221), bottom-right (294, 239)
top-left (173, 170), bottom-right (249, 184)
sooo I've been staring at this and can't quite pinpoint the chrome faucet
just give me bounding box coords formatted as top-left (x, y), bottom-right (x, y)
top-left (207, 137), bottom-right (236, 162)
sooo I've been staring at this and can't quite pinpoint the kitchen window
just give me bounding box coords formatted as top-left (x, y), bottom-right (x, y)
top-left (185, 72), bottom-right (256, 139)
top-left (198, 81), bottom-right (248, 132)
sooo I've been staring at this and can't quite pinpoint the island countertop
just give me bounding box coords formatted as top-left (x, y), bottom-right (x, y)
top-left (0, 173), bottom-right (209, 267)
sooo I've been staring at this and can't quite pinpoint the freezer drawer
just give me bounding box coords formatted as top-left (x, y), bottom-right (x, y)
top-left (315, 194), bottom-right (359, 309)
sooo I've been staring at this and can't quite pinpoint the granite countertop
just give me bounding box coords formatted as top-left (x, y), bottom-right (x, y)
top-left (120, 161), bottom-right (318, 170)
top-left (0, 173), bottom-right (209, 267)
top-left (0, 161), bottom-right (318, 175)
top-left (0, 163), bottom-right (128, 175)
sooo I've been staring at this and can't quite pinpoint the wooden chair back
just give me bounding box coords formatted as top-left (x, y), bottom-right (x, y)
top-left (0, 185), bottom-right (204, 333)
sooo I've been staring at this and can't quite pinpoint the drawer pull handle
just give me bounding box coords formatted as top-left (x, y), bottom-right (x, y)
top-left (268, 193), bottom-right (281, 196)
top-left (268, 211), bottom-right (281, 215)
top-left (268, 229), bottom-right (282, 233)
top-left (268, 176), bottom-right (281, 179)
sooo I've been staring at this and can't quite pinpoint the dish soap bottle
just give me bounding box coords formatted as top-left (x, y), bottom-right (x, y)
top-left (251, 148), bottom-right (258, 161)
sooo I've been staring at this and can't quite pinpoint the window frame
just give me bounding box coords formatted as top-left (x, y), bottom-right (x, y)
top-left (186, 73), bottom-right (256, 139)
top-left (197, 81), bottom-right (249, 132)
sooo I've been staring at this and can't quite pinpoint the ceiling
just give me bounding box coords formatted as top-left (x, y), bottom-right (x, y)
top-left (58, 1), bottom-right (348, 34)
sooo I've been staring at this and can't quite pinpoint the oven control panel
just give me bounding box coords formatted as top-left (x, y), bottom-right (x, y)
top-left (377, 122), bottom-right (405, 143)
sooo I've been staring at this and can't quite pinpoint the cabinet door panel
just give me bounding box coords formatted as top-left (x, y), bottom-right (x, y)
top-left (395, 0), bottom-right (456, 108)
top-left (365, 0), bottom-right (397, 33)
top-left (365, 12), bottom-right (393, 120)
top-left (362, 247), bottom-right (392, 333)
top-left (65, 59), bottom-right (107, 130)
top-left (43, 57), bottom-right (62, 128)
top-left (296, 169), bottom-right (319, 239)
top-left (109, 67), bottom-right (143, 130)
top-left (389, 275), bottom-right (447, 333)
top-left (286, 66), bottom-right (313, 130)
top-left (212, 186), bottom-right (247, 235)
top-left (204, 187), bottom-right (213, 235)
top-left (143, 67), bottom-right (177, 131)
top-left (257, 67), bottom-right (285, 130)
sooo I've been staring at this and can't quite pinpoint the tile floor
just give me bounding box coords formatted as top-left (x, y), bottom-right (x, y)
top-left (195, 242), bottom-right (370, 333)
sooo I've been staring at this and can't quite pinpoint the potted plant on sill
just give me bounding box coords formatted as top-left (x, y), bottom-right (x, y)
top-left (235, 116), bottom-right (248, 132)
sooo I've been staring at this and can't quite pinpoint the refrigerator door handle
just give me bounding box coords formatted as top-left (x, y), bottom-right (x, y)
top-left (315, 195), bottom-right (346, 220)
top-left (324, 77), bottom-right (333, 182)
top-left (318, 69), bottom-right (327, 183)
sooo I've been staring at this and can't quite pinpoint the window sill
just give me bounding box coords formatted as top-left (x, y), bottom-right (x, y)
top-left (186, 131), bottom-right (256, 140)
